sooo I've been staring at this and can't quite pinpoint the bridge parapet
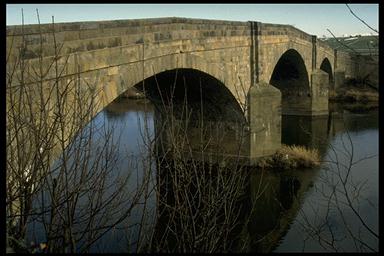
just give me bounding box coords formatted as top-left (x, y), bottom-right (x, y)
top-left (7, 17), bottom-right (249, 36)
top-left (260, 23), bottom-right (313, 42)
top-left (317, 39), bottom-right (334, 53)
top-left (7, 17), bottom-right (250, 61)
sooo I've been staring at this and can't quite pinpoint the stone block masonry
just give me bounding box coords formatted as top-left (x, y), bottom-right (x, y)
top-left (6, 17), bottom-right (361, 161)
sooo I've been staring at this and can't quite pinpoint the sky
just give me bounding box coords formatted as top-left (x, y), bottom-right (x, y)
top-left (6, 4), bottom-right (379, 37)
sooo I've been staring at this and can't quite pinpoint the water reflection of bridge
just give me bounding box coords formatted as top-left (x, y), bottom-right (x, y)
top-left (153, 101), bottom-right (378, 164)
top-left (149, 99), bottom-right (377, 252)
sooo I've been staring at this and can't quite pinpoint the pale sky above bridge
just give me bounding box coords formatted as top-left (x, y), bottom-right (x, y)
top-left (6, 4), bottom-right (378, 38)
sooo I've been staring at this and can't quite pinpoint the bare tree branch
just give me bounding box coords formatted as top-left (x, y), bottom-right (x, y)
top-left (346, 4), bottom-right (379, 34)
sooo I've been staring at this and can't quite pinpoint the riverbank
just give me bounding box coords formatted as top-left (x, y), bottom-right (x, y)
top-left (329, 79), bottom-right (378, 112)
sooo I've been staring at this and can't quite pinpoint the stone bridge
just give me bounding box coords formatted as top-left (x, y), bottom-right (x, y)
top-left (6, 17), bottom-right (357, 161)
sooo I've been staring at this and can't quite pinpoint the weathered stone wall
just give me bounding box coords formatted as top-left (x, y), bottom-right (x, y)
top-left (335, 50), bottom-right (357, 78)
top-left (334, 70), bottom-right (346, 89)
top-left (316, 40), bottom-right (335, 71)
top-left (7, 17), bottom-right (363, 115)
top-left (310, 69), bottom-right (329, 115)
top-left (248, 82), bottom-right (281, 159)
top-left (333, 50), bottom-right (378, 87)
top-left (7, 18), bottom-right (253, 118)
top-left (6, 17), bottom-right (249, 60)
top-left (7, 17), bottom-right (366, 160)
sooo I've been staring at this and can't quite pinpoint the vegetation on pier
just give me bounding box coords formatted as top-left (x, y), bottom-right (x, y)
top-left (256, 145), bottom-right (320, 170)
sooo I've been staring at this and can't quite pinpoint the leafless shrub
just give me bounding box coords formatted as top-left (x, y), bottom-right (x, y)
top-left (128, 67), bottom-right (258, 253)
top-left (6, 11), bottom-right (155, 253)
top-left (7, 10), bottom-right (273, 253)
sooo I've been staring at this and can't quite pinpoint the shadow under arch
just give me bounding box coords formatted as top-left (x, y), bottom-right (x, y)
top-left (319, 57), bottom-right (333, 88)
top-left (269, 49), bottom-right (311, 116)
top-left (134, 68), bottom-right (246, 123)
top-left (133, 68), bottom-right (250, 162)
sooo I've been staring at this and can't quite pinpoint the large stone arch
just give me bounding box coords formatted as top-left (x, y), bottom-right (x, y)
top-left (134, 68), bottom-right (250, 159)
top-left (134, 68), bottom-right (246, 124)
top-left (269, 49), bottom-right (311, 115)
top-left (319, 57), bottom-right (333, 88)
top-left (99, 52), bottom-right (248, 121)
top-left (98, 53), bottom-right (250, 159)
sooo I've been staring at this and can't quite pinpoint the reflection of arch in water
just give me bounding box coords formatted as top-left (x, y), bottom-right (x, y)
top-left (281, 115), bottom-right (330, 156)
top-left (327, 108), bottom-right (378, 137)
top-left (152, 161), bottom-right (319, 253)
top-left (152, 158), bottom-right (249, 252)
top-left (280, 107), bottom-right (378, 159)
top-left (269, 49), bottom-right (311, 115)
top-left (237, 168), bottom-right (320, 252)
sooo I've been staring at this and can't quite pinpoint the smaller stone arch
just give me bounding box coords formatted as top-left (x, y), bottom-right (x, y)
top-left (269, 49), bottom-right (311, 115)
top-left (319, 57), bottom-right (333, 88)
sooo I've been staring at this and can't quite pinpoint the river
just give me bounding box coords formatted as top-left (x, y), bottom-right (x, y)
top-left (27, 97), bottom-right (378, 253)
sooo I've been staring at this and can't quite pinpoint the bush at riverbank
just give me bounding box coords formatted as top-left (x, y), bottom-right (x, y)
top-left (329, 78), bottom-right (378, 105)
top-left (256, 145), bottom-right (320, 170)
top-left (329, 82), bottom-right (378, 113)
top-left (330, 87), bottom-right (378, 103)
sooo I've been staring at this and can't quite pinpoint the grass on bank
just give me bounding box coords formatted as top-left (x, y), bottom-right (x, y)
top-left (256, 145), bottom-right (320, 170)
top-left (330, 88), bottom-right (379, 103)
top-left (328, 78), bottom-right (379, 113)
top-left (329, 78), bottom-right (379, 104)
top-left (329, 87), bottom-right (378, 113)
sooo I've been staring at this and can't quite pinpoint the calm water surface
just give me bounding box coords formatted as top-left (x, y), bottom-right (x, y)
top-left (99, 98), bottom-right (378, 252)
top-left (29, 97), bottom-right (378, 252)
top-left (275, 109), bottom-right (378, 252)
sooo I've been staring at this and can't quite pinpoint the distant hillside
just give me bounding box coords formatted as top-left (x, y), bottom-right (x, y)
top-left (320, 35), bottom-right (378, 56)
